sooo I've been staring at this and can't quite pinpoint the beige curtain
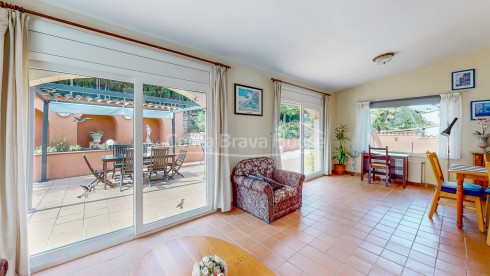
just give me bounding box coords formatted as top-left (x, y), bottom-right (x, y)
top-left (323, 95), bottom-right (332, 175)
top-left (0, 9), bottom-right (31, 276)
top-left (271, 81), bottom-right (282, 169)
top-left (212, 65), bottom-right (231, 212)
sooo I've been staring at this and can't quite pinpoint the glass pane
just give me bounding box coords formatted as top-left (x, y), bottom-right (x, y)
top-left (370, 103), bottom-right (440, 154)
top-left (279, 104), bottom-right (301, 173)
top-left (304, 108), bottom-right (321, 175)
top-left (142, 84), bottom-right (207, 225)
top-left (28, 69), bottom-right (134, 255)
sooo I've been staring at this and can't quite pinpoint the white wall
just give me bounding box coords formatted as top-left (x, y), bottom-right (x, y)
top-left (335, 45), bottom-right (490, 185)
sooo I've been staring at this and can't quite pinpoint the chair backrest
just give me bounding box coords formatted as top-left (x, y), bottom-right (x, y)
top-left (113, 144), bottom-right (130, 155)
top-left (152, 147), bottom-right (169, 171)
top-left (484, 153), bottom-right (490, 164)
top-left (175, 149), bottom-right (187, 165)
top-left (426, 151), bottom-right (444, 188)
top-left (122, 148), bottom-right (134, 173)
top-left (368, 145), bottom-right (389, 165)
top-left (82, 154), bottom-right (96, 175)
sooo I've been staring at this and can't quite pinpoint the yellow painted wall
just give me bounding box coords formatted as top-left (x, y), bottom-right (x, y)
top-left (335, 46), bottom-right (490, 185)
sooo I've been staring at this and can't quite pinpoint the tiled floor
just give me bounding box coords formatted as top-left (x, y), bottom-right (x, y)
top-left (28, 162), bottom-right (205, 255)
top-left (33, 175), bottom-right (490, 276)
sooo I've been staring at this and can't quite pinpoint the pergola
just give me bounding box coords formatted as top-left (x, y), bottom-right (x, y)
top-left (32, 82), bottom-right (203, 182)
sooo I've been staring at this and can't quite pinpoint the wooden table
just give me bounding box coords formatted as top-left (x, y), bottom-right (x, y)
top-left (361, 152), bottom-right (410, 188)
top-left (471, 152), bottom-right (489, 188)
top-left (448, 164), bottom-right (488, 229)
top-left (101, 153), bottom-right (175, 189)
top-left (130, 236), bottom-right (275, 276)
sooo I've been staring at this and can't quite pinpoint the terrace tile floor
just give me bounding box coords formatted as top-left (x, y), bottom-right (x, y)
top-left (28, 161), bottom-right (206, 255)
top-left (34, 175), bottom-right (490, 276)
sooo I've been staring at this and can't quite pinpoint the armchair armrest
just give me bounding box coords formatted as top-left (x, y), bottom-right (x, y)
top-left (272, 169), bottom-right (305, 188)
top-left (232, 175), bottom-right (273, 196)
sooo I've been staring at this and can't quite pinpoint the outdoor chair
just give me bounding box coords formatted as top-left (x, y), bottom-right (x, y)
top-left (79, 154), bottom-right (114, 198)
top-left (147, 147), bottom-right (171, 186)
top-left (120, 148), bottom-right (134, 191)
top-left (200, 141), bottom-right (205, 164)
top-left (143, 143), bottom-right (153, 166)
top-left (112, 144), bottom-right (130, 179)
top-left (171, 149), bottom-right (187, 178)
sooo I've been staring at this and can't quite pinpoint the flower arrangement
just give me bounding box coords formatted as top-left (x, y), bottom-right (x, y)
top-left (192, 255), bottom-right (228, 276)
top-left (474, 117), bottom-right (490, 135)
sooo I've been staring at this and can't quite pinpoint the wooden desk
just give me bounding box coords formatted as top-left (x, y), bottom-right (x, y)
top-left (471, 152), bottom-right (489, 188)
top-left (361, 152), bottom-right (410, 188)
top-left (448, 164), bottom-right (487, 230)
top-left (101, 153), bottom-right (175, 189)
top-left (130, 236), bottom-right (275, 276)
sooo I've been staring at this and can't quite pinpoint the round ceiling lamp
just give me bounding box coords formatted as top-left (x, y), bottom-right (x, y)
top-left (373, 52), bottom-right (395, 65)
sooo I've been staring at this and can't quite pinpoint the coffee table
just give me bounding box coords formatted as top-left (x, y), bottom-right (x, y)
top-left (130, 236), bottom-right (274, 275)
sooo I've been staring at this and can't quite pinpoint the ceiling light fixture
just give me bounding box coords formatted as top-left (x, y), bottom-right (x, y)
top-left (373, 52), bottom-right (395, 65)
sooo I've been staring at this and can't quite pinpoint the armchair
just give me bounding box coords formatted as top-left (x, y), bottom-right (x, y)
top-left (231, 157), bottom-right (305, 223)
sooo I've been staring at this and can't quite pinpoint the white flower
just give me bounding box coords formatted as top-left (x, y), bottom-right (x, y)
top-left (202, 256), bottom-right (210, 263)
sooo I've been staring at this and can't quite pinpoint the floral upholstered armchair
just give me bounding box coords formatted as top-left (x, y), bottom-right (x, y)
top-left (231, 157), bottom-right (305, 223)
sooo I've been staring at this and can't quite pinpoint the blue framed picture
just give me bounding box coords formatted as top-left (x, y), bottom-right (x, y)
top-left (234, 84), bottom-right (263, 116)
top-left (470, 100), bottom-right (490, 120)
top-left (452, 69), bottom-right (475, 90)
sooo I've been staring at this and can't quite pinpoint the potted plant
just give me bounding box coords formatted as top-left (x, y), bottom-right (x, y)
top-left (332, 124), bottom-right (350, 175)
top-left (474, 118), bottom-right (490, 151)
top-left (88, 130), bottom-right (104, 145)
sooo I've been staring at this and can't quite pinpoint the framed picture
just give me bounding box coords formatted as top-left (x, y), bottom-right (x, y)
top-left (452, 69), bottom-right (475, 90)
top-left (471, 100), bottom-right (490, 120)
top-left (234, 84), bottom-right (263, 116)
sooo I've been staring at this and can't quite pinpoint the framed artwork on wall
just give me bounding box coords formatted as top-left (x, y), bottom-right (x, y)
top-left (452, 69), bottom-right (475, 90)
top-left (470, 100), bottom-right (490, 120)
top-left (234, 84), bottom-right (263, 116)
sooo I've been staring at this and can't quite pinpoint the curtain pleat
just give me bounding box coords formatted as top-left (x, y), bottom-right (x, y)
top-left (212, 65), bottom-right (231, 212)
top-left (353, 102), bottom-right (373, 153)
top-left (323, 95), bottom-right (332, 175)
top-left (0, 9), bottom-right (30, 276)
top-left (438, 92), bottom-right (462, 159)
top-left (271, 81), bottom-right (282, 169)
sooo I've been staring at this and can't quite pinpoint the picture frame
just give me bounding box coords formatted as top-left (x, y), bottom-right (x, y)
top-left (452, 69), bottom-right (475, 90)
top-left (470, 100), bottom-right (490, 120)
top-left (234, 83), bottom-right (263, 116)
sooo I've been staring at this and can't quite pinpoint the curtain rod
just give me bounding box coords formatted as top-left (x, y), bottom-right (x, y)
top-left (0, 1), bottom-right (231, 69)
top-left (271, 78), bottom-right (331, 96)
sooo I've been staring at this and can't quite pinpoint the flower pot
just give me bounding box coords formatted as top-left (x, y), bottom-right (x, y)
top-left (474, 134), bottom-right (489, 152)
top-left (334, 164), bottom-right (346, 175)
top-left (90, 133), bottom-right (103, 144)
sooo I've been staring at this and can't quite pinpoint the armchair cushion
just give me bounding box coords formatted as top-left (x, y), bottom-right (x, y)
top-left (274, 186), bottom-right (298, 203)
top-left (245, 173), bottom-right (283, 191)
top-left (233, 175), bottom-right (273, 196)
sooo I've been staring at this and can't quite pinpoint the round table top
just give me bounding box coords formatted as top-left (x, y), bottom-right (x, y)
top-left (130, 236), bottom-right (275, 276)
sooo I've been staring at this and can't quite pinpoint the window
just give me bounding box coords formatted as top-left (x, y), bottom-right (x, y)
top-left (370, 96), bottom-right (440, 154)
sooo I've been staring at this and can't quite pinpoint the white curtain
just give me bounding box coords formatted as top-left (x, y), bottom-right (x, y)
top-left (271, 80), bottom-right (282, 169)
top-left (0, 9), bottom-right (30, 276)
top-left (438, 92), bottom-right (462, 159)
top-left (353, 101), bottom-right (373, 153)
top-left (323, 95), bottom-right (332, 175)
top-left (212, 65), bottom-right (231, 212)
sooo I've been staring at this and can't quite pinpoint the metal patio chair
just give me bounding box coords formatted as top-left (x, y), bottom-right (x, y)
top-left (78, 154), bottom-right (114, 198)
top-left (112, 144), bottom-right (130, 179)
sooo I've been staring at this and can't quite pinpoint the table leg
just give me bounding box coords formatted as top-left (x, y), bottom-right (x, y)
top-left (403, 157), bottom-right (408, 188)
top-left (103, 161), bottom-right (107, 190)
top-left (361, 155), bottom-right (364, 181)
top-left (456, 174), bottom-right (464, 229)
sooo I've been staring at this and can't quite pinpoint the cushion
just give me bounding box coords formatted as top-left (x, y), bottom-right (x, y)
top-left (274, 186), bottom-right (298, 203)
top-left (440, 182), bottom-right (485, 197)
top-left (245, 173), bottom-right (283, 191)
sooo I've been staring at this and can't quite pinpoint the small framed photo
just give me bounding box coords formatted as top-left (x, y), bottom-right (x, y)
top-left (452, 69), bottom-right (475, 90)
top-left (471, 100), bottom-right (490, 120)
top-left (234, 84), bottom-right (263, 116)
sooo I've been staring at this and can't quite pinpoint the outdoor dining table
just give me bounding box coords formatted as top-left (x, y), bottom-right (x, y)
top-left (101, 152), bottom-right (176, 190)
top-left (448, 164), bottom-right (488, 230)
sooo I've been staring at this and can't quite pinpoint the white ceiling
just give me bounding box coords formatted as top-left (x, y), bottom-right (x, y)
top-left (38, 0), bottom-right (490, 91)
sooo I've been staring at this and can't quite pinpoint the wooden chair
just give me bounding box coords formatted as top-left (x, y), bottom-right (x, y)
top-left (171, 149), bottom-right (188, 178)
top-left (368, 146), bottom-right (391, 186)
top-left (485, 162), bottom-right (490, 230)
top-left (426, 152), bottom-right (485, 232)
top-left (79, 154), bottom-right (114, 198)
top-left (147, 147), bottom-right (171, 186)
top-left (120, 148), bottom-right (134, 191)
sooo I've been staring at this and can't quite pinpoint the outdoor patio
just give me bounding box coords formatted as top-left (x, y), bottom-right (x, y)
top-left (27, 161), bottom-right (206, 255)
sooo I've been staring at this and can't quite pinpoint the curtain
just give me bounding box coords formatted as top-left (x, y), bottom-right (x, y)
top-left (323, 95), bottom-right (332, 175)
top-left (353, 101), bottom-right (373, 153)
top-left (0, 9), bottom-right (30, 276)
top-left (438, 92), bottom-right (462, 159)
top-left (271, 80), bottom-right (282, 169)
top-left (212, 65), bottom-right (231, 212)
